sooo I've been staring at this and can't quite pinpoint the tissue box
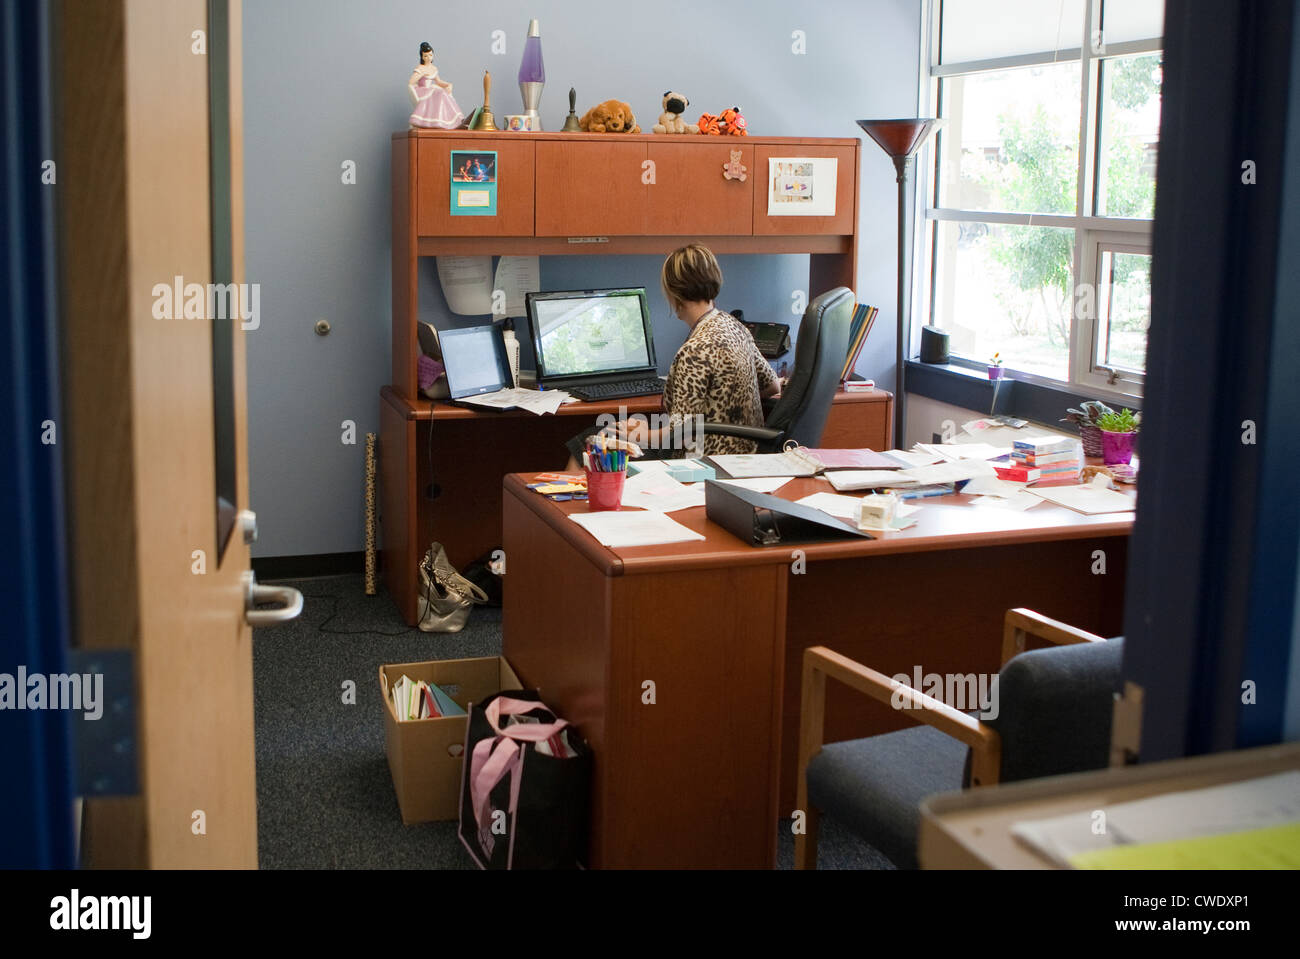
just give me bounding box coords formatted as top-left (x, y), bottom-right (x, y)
top-left (855, 493), bottom-right (899, 530)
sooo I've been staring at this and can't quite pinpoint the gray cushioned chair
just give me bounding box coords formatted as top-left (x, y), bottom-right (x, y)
top-left (701, 286), bottom-right (854, 453)
top-left (795, 609), bottom-right (1124, 869)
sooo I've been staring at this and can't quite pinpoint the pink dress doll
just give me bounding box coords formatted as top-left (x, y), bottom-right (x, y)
top-left (408, 42), bottom-right (465, 130)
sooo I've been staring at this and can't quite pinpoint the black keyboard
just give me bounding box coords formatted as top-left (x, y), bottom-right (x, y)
top-left (566, 378), bottom-right (665, 401)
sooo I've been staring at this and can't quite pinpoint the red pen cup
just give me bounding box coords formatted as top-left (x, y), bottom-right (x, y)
top-left (585, 467), bottom-right (626, 511)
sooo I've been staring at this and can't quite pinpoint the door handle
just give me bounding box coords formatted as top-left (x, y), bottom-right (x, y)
top-left (242, 571), bottom-right (303, 627)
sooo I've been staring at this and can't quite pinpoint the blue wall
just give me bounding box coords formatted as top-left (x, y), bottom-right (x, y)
top-left (243, 0), bottom-right (921, 557)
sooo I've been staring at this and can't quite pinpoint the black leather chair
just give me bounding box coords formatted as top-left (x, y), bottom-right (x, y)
top-left (702, 286), bottom-right (855, 452)
top-left (795, 609), bottom-right (1124, 869)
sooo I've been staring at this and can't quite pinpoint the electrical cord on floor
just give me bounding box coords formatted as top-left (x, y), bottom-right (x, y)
top-left (298, 592), bottom-right (423, 636)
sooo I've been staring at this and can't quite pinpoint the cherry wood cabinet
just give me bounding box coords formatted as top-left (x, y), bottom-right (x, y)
top-left (645, 140), bottom-right (755, 235)
top-left (384, 130), bottom-right (870, 623)
top-left (415, 136), bottom-right (535, 238)
top-left (750, 142), bottom-right (858, 237)
top-left (534, 140), bottom-right (648, 236)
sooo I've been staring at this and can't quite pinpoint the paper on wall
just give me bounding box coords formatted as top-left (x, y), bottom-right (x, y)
top-left (492, 256), bottom-right (540, 318)
top-left (767, 157), bottom-right (838, 217)
top-left (436, 255), bottom-right (493, 315)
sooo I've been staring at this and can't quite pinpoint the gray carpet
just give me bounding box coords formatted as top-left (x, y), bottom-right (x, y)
top-left (253, 573), bottom-right (892, 869)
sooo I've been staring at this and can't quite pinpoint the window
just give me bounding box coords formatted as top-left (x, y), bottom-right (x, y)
top-left (923, 0), bottom-right (1162, 397)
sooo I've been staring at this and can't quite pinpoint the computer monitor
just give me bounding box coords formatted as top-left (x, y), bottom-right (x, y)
top-left (438, 324), bottom-right (513, 399)
top-left (524, 288), bottom-right (658, 389)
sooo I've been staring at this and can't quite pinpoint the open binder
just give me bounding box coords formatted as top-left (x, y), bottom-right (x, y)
top-left (704, 481), bottom-right (874, 546)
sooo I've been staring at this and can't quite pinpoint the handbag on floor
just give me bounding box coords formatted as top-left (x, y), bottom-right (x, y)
top-left (457, 690), bottom-right (591, 869)
top-left (416, 542), bottom-right (489, 633)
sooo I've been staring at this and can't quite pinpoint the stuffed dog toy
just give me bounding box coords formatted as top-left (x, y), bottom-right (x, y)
top-left (580, 99), bottom-right (641, 133)
top-left (652, 91), bottom-right (697, 134)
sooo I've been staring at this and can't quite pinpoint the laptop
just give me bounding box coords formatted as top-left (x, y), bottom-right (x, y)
top-left (524, 288), bottom-right (664, 401)
top-left (438, 324), bottom-right (513, 400)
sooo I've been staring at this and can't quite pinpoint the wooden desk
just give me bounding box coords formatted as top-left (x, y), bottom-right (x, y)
top-left (501, 474), bottom-right (1133, 868)
top-left (380, 386), bottom-right (892, 625)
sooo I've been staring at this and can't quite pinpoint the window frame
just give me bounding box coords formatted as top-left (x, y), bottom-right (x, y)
top-left (921, 0), bottom-right (1162, 402)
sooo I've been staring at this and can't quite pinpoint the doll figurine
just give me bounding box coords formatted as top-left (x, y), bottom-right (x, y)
top-left (408, 42), bottom-right (465, 130)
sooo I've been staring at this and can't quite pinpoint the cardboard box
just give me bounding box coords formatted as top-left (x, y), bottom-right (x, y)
top-left (379, 656), bottom-right (522, 825)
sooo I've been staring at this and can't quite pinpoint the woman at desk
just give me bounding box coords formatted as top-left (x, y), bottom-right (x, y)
top-left (565, 243), bottom-right (780, 467)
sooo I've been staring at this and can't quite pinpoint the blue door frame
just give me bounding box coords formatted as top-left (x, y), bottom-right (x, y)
top-left (0, 0), bottom-right (76, 868)
top-left (1124, 0), bottom-right (1300, 758)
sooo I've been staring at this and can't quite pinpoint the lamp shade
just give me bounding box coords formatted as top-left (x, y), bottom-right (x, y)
top-left (856, 118), bottom-right (942, 159)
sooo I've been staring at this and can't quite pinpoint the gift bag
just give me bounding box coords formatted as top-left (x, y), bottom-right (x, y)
top-left (457, 690), bottom-right (591, 869)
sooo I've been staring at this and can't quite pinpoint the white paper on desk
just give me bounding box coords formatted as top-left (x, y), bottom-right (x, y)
top-left (709, 452), bottom-right (816, 478)
top-left (436, 256), bottom-right (493, 315)
top-left (795, 492), bottom-right (864, 521)
top-left (1011, 771), bottom-right (1300, 868)
top-left (714, 476), bottom-right (792, 494)
top-left (620, 473), bottom-right (706, 512)
top-left (1026, 484), bottom-right (1136, 515)
top-left (899, 458), bottom-right (996, 486)
top-left (491, 256), bottom-right (540, 318)
top-left (457, 387), bottom-right (568, 415)
top-left (884, 449), bottom-right (944, 468)
top-left (961, 475), bottom-right (1027, 498)
top-left (827, 470), bottom-right (916, 491)
top-left (915, 442), bottom-right (1011, 462)
top-left (971, 491), bottom-right (1042, 511)
top-left (568, 510), bottom-right (706, 548)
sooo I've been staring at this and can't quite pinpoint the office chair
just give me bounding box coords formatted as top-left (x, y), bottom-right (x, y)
top-left (794, 609), bottom-right (1123, 869)
top-left (702, 286), bottom-right (855, 452)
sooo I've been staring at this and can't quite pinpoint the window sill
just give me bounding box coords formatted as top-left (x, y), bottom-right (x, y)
top-left (905, 360), bottom-right (1142, 426)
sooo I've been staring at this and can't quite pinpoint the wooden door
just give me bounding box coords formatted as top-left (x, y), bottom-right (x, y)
top-left (59, 0), bottom-right (287, 868)
top-left (535, 140), bottom-right (648, 236)
top-left (646, 140), bottom-right (754, 235)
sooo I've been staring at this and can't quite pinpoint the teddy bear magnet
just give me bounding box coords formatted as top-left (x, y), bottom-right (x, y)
top-left (723, 150), bottom-right (748, 181)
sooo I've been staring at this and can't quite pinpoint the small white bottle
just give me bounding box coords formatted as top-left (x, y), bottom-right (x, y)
top-left (502, 318), bottom-right (521, 387)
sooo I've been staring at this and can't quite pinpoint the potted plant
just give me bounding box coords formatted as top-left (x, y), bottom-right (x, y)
top-left (1062, 400), bottom-right (1115, 459)
top-left (988, 352), bottom-right (1004, 380)
top-left (1095, 407), bottom-right (1140, 465)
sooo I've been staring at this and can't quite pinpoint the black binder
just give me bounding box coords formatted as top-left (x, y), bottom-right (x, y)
top-left (704, 481), bottom-right (873, 546)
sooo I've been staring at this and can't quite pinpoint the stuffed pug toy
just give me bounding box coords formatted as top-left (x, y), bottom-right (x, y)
top-left (652, 91), bottom-right (697, 134)
top-left (580, 99), bottom-right (641, 133)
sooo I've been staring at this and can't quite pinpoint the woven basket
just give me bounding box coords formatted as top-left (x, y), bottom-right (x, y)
top-left (1079, 424), bottom-right (1104, 459)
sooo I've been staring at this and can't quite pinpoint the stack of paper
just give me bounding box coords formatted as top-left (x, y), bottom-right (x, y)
top-left (714, 476), bottom-right (792, 494)
top-left (619, 473), bottom-right (706, 513)
top-left (914, 442), bottom-right (1013, 462)
top-left (458, 387), bottom-right (573, 415)
top-left (568, 511), bottom-right (706, 548)
top-left (1026, 483), bottom-right (1136, 515)
top-left (1011, 771), bottom-right (1300, 869)
top-left (794, 492), bottom-right (920, 530)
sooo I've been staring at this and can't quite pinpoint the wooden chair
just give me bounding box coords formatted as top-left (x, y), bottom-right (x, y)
top-left (794, 609), bottom-right (1121, 869)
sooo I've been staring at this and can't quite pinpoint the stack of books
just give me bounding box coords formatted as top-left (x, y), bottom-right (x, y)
top-left (390, 674), bottom-right (467, 722)
top-left (998, 436), bottom-right (1080, 483)
top-left (840, 304), bottom-right (879, 383)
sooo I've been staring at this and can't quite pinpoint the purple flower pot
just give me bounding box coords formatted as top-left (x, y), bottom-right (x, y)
top-left (1101, 429), bottom-right (1137, 466)
top-left (988, 365), bottom-right (1004, 380)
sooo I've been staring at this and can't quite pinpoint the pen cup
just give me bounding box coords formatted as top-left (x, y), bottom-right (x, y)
top-left (585, 467), bottom-right (626, 511)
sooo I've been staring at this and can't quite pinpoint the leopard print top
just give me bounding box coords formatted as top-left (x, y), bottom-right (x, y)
top-left (663, 309), bottom-right (777, 455)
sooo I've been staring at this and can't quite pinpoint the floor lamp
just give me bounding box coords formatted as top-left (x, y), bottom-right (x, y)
top-left (856, 118), bottom-right (943, 449)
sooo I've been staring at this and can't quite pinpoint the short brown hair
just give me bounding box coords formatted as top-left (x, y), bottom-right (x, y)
top-left (661, 244), bottom-right (722, 310)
